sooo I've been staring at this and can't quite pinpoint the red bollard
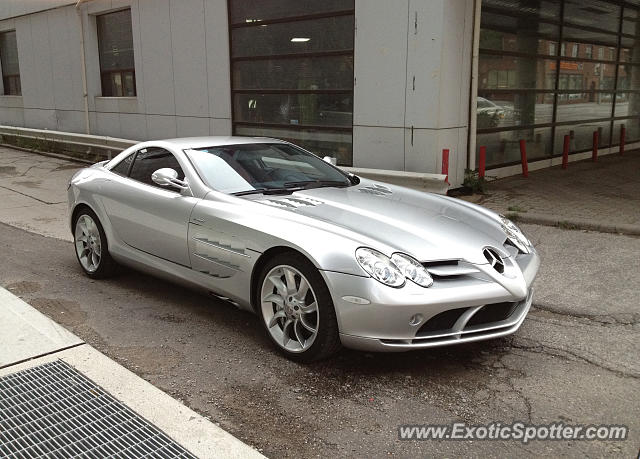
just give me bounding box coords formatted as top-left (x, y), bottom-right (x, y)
top-left (519, 139), bottom-right (529, 177)
top-left (592, 130), bottom-right (599, 162)
top-left (442, 149), bottom-right (449, 184)
top-left (562, 134), bottom-right (569, 169)
top-left (620, 124), bottom-right (626, 155)
top-left (478, 146), bottom-right (486, 179)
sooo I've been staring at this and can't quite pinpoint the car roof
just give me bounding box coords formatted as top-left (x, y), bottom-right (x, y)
top-left (158, 136), bottom-right (288, 150)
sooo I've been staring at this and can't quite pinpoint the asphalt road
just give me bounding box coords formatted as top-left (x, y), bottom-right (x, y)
top-left (0, 221), bottom-right (638, 457)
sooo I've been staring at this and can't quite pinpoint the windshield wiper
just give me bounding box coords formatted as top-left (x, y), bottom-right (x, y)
top-left (232, 187), bottom-right (305, 197)
top-left (283, 180), bottom-right (350, 189)
top-left (232, 180), bottom-right (348, 197)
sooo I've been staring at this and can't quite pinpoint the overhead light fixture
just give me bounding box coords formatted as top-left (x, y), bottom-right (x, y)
top-left (291, 37), bottom-right (310, 42)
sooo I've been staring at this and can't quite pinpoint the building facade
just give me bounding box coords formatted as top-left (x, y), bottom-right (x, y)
top-left (0, 0), bottom-right (638, 186)
top-left (477, 0), bottom-right (640, 174)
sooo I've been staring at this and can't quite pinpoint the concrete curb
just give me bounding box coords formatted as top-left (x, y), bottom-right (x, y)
top-left (0, 124), bottom-right (449, 194)
top-left (0, 142), bottom-right (94, 165)
top-left (0, 287), bottom-right (264, 458)
top-left (503, 211), bottom-right (640, 236)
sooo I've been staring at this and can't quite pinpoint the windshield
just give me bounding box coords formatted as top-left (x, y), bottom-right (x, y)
top-left (185, 143), bottom-right (351, 194)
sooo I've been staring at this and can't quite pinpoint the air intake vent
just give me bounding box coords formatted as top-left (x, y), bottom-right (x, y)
top-left (422, 260), bottom-right (479, 277)
top-left (0, 360), bottom-right (196, 458)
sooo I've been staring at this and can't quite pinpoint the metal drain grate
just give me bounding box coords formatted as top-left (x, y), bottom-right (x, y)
top-left (0, 360), bottom-right (196, 458)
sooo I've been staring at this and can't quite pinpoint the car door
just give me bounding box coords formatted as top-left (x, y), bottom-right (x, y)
top-left (101, 147), bottom-right (198, 266)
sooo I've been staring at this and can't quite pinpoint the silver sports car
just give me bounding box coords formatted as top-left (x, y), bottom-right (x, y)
top-left (68, 137), bottom-right (540, 361)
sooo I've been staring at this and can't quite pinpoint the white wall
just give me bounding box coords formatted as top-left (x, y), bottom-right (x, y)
top-left (353, 0), bottom-right (474, 185)
top-left (0, 1), bottom-right (75, 21)
top-left (0, 0), bottom-right (232, 140)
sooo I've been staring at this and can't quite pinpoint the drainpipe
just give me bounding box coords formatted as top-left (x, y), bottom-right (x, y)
top-left (76, 0), bottom-right (91, 135)
top-left (467, 0), bottom-right (481, 172)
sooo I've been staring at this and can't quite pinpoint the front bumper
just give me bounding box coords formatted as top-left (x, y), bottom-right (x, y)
top-left (322, 251), bottom-right (539, 352)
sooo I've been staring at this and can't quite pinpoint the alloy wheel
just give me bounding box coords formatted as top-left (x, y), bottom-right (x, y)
top-left (261, 265), bottom-right (319, 353)
top-left (74, 214), bottom-right (102, 273)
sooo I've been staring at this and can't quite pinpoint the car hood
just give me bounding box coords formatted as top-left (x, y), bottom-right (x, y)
top-left (254, 181), bottom-right (508, 265)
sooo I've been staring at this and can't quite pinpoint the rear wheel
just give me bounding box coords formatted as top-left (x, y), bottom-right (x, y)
top-left (258, 253), bottom-right (341, 362)
top-left (73, 208), bottom-right (116, 278)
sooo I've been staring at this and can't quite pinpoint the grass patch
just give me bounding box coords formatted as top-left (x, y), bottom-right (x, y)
top-left (556, 221), bottom-right (579, 230)
top-left (507, 205), bottom-right (527, 213)
top-left (463, 169), bottom-right (488, 194)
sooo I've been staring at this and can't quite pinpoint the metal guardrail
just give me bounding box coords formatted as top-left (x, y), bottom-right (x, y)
top-left (0, 125), bottom-right (449, 194)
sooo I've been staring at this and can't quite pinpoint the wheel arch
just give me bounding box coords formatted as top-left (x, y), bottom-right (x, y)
top-left (70, 202), bottom-right (96, 232)
top-left (250, 246), bottom-right (315, 313)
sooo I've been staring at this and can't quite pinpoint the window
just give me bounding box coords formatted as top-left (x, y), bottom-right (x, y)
top-left (186, 143), bottom-right (350, 194)
top-left (129, 148), bottom-right (184, 190)
top-left (228, 0), bottom-right (355, 165)
top-left (0, 30), bottom-right (21, 95)
top-left (96, 9), bottom-right (136, 97)
top-left (110, 153), bottom-right (135, 176)
top-left (478, 0), bottom-right (640, 168)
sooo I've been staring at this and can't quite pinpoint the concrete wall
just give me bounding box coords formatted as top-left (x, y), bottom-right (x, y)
top-left (0, 0), bottom-right (232, 141)
top-left (352, 0), bottom-right (474, 186)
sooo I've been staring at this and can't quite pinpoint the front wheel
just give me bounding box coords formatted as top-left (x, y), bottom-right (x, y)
top-left (73, 208), bottom-right (116, 278)
top-left (258, 253), bottom-right (341, 362)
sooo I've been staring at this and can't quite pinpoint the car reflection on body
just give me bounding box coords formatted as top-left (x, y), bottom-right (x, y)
top-left (68, 137), bottom-right (539, 361)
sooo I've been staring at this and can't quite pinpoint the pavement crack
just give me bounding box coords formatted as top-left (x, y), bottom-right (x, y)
top-left (18, 165), bottom-right (39, 177)
top-left (509, 337), bottom-right (640, 380)
top-left (496, 353), bottom-right (534, 423)
top-left (0, 185), bottom-right (64, 205)
top-left (532, 303), bottom-right (640, 326)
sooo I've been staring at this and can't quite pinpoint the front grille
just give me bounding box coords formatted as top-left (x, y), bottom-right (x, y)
top-left (503, 239), bottom-right (520, 257)
top-left (482, 247), bottom-right (505, 273)
top-left (0, 360), bottom-right (196, 458)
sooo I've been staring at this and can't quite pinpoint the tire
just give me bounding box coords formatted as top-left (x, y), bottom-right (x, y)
top-left (257, 252), bottom-right (341, 362)
top-left (73, 207), bottom-right (116, 278)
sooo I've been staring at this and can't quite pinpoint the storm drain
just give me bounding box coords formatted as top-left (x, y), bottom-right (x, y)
top-left (0, 360), bottom-right (196, 458)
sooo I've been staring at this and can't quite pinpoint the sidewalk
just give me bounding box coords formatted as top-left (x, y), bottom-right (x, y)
top-left (0, 146), bottom-right (75, 241)
top-left (0, 287), bottom-right (263, 458)
top-left (476, 149), bottom-right (640, 235)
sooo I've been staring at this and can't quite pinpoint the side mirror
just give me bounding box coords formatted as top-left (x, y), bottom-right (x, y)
top-left (323, 156), bottom-right (337, 165)
top-left (151, 168), bottom-right (189, 190)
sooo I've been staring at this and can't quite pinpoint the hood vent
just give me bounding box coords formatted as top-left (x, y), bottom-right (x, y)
top-left (358, 184), bottom-right (392, 196)
top-left (260, 196), bottom-right (323, 209)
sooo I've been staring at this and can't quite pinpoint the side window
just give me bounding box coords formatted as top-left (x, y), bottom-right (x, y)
top-left (128, 148), bottom-right (185, 189)
top-left (110, 153), bottom-right (135, 176)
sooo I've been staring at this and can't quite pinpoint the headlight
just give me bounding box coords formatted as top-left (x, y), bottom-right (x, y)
top-left (355, 248), bottom-right (405, 287)
top-left (500, 215), bottom-right (532, 254)
top-left (391, 253), bottom-right (433, 288)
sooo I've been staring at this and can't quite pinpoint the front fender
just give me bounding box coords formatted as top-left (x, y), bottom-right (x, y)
top-left (190, 195), bottom-right (376, 277)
